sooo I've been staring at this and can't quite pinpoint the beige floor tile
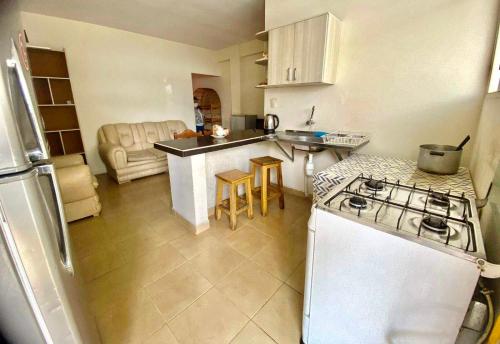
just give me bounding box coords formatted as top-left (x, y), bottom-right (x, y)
top-left (148, 215), bottom-right (190, 243)
top-left (209, 214), bottom-right (250, 237)
top-left (76, 174), bottom-right (311, 344)
top-left (286, 261), bottom-right (306, 294)
top-left (78, 243), bottom-right (125, 282)
top-left (189, 243), bottom-right (246, 284)
top-left (251, 241), bottom-right (303, 281)
top-left (143, 324), bottom-right (179, 344)
top-left (225, 224), bottom-right (272, 258)
top-left (216, 261), bottom-right (282, 318)
top-left (230, 321), bottom-right (275, 344)
top-left (116, 231), bottom-right (166, 262)
top-left (169, 231), bottom-right (220, 260)
top-left (168, 288), bottom-right (248, 344)
top-left (133, 243), bottom-right (187, 286)
top-left (96, 289), bottom-right (164, 344)
top-left (147, 263), bottom-right (212, 321)
top-left (253, 284), bottom-right (303, 344)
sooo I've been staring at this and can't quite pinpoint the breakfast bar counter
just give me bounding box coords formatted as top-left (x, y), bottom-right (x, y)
top-left (154, 130), bottom-right (270, 233)
top-left (154, 129), bottom-right (266, 157)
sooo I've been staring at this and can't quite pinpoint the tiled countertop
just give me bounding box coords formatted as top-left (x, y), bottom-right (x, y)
top-left (313, 154), bottom-right (476, 200)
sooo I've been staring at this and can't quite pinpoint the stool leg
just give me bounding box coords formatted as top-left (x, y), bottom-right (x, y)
top-left (229, 183), bottom-right (237, 230)
top-left (277, 165), bottom-right (285, 209)
top-left (215, 180), bottom-right (223, 220)
top-left (245, 179), bottom-right (254, 219)
top-left (250, 163), bottom-right (256, 191)
top-left (261, 167), bottom-right (268, 216)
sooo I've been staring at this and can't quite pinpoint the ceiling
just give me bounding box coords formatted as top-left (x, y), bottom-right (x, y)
top-left (18, 0), bottom-right (265, 50)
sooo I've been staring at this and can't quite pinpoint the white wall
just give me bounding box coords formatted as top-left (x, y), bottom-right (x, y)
top-left (264, 0), bottom-right (499, 191)
top-left (470, 92), bottom-right (500, 313)
top-left (21, 12), bottom-right (219, 174)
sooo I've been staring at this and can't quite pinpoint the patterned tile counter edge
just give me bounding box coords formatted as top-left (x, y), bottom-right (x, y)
top-left (313, 154), bottom-right (476, 201)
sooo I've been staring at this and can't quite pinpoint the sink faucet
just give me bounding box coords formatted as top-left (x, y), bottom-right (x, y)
top-left (306, 106), bottom-right (315, 129)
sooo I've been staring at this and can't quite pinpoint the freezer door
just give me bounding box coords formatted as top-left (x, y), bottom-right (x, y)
top-left (0, 35), bottom-right (48, 174)
top-left (0, 166), bottom-right (99, 343)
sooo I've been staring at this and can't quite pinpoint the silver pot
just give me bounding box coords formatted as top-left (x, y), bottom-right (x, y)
top-left (417, 144), bottom-right (462, 175)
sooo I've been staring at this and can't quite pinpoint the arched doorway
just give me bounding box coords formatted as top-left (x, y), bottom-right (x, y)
top-left (193, 88), bottom-right (221, 130)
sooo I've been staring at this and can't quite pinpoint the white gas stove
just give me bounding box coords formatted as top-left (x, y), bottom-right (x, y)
top-left (321, 174), bottom-right (486, 259)
top-left (302, 174), bottom-right (488, 344)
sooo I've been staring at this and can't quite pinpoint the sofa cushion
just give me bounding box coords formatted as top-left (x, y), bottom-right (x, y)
top-left (127, 150), bottom-right (157, 162)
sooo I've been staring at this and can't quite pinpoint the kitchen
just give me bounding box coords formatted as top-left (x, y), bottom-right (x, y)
top-left (1, 0), bottom-right (500, 343)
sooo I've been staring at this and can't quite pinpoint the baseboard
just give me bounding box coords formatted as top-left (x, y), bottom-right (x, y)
top-left (171, 208), bottom-right (210, 234)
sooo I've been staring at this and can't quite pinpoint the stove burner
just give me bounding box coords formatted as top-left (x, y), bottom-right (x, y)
top-left (364, 179), bottom-right (384, 192)
top-left (421, 216), bottom-right (448, 234)
top-left (349, 196), bottom-right (367, 209)
top-left (429, 192), bottom-right (450, 208)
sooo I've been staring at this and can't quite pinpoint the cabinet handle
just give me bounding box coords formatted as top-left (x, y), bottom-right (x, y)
top-left (286, 67), bottom-right (291, 81)
top-left (293, 68), bottom-right (297, 81)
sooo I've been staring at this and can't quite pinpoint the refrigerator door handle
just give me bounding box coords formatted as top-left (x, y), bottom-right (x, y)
top-left (36, 164), bottom-right (74, 274)
top-left (6, 39), bottom-right (49, 162)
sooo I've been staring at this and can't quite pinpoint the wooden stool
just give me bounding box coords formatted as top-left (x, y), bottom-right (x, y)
top-left (250, 156), bottom-right (284, 216)
top-left (215, 169), bottom-right (254, 230)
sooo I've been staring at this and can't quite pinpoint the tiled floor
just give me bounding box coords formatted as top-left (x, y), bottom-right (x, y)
top-left (70, 173), bottom-right (311, 344)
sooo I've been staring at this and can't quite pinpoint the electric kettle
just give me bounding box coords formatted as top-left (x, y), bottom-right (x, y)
top-left (264, 114), bottom-right (279, 134)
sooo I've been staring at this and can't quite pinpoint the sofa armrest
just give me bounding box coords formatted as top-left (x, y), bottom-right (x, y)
top-left (98, 143), bottom-right (127, 170)
top-left (56, 165), bottom-right (97, 204)
top-left (52, 154), bottom-right (84, 169)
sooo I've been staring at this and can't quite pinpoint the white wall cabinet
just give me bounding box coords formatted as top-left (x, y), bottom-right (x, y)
top-left (267, 13), bottom-right (341, 87)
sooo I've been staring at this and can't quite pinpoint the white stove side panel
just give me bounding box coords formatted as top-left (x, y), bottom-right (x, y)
top-left (306, 208), bottom-right (479, 344)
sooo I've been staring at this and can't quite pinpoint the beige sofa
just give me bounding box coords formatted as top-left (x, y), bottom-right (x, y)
top-left (52, 154), bottom-right (102, 222)
top-left (98, 120), bottom-right (187, 183)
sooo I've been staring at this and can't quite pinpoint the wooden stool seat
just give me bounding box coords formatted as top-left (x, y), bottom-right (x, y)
top-left (250, 156), bottom-right (284, 216)
top-left (216, 170), bottom-right (252, 183)
top-left (215, 169), bottom-right (253, 230)
top-left (250, 156), bottom-right (283, 166)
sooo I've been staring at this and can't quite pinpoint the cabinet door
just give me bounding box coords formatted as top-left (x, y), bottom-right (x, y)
top-left (268, 24), bottom-right (295, 85)
top-left (293, 14), bottom-right (328, 84)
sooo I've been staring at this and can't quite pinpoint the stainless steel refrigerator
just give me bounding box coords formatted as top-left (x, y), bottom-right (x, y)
top-left (0, 5), bottom-right (100, 343)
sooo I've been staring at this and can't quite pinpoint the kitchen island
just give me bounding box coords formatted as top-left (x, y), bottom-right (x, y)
top-left (154, 129), bottom-right (369, 233)
top-left (154, 130), bottom-right (269, 233)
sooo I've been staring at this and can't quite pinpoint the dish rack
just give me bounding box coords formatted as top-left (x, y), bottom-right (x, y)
top-left (321, 131), bottom-right (369, 147)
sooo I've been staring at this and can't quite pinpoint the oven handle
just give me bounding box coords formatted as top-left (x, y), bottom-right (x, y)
top-left (36, 164), bottom-right (74, 274)
top-left (6, 39), bottom-right (49, 161)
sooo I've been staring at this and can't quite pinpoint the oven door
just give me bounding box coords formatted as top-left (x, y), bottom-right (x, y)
top-left (0, 36), bottom-right (48, 174)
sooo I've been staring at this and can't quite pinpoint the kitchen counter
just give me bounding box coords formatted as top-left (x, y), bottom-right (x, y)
top-left (154, 129), bottom-right (266, 157)
top-left (154, 130), bottom-right (370, 234)
top-left (313, 153), bottom-right (476, 201)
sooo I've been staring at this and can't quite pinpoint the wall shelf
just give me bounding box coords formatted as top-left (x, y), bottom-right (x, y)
top-left (255, 30), bottom-right (268, 41)
top-left (255, 57), bottom-right (268, 66)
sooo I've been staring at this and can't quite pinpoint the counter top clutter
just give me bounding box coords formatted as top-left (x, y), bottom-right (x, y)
top-left (313, 153), bottom-right (476, 201)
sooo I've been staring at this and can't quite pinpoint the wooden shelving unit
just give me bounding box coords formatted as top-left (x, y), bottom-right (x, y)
top-left (27, 47), bottom-right (85, 158)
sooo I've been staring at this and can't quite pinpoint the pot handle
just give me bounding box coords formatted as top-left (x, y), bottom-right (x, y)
top-left (430, 151), bottom-right (445, 156)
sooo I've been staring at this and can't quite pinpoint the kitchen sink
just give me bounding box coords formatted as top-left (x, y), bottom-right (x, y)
top-left (278, 130), bottom-right (327, 152)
